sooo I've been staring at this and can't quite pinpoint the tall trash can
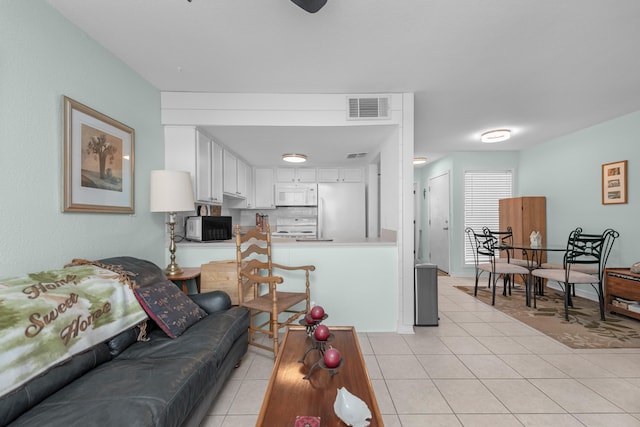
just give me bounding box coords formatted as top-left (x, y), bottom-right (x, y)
top-left (415, 263), bottom-right (438, 326)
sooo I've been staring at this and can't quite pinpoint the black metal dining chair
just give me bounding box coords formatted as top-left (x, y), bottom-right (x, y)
top-left (531, 227), bottom-right (619, 320)
top-left (465, 227), bottom-right (529, 305)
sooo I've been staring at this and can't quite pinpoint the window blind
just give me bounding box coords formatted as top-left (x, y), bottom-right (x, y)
top-left (464, 170), bottom-right (513, 264)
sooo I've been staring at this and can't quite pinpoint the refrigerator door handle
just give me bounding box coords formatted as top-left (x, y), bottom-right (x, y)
top-left (318, 197), bottom-right (324, 238)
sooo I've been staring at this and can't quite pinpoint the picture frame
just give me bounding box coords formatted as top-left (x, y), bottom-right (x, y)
top-left (602, 160), bottom-right (627, 205)
top-left (63, 96), bottom-right (135, 213)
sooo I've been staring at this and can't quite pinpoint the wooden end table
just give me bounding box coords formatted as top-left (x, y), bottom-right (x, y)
top-left (257, 326), bottom-right (382, 426)
top-left (167, 267), bottom-right (201, 294)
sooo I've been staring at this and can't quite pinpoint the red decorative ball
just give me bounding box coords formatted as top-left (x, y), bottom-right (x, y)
top-left (305, 314), bottom-right (316, 325)
top-left (314, 324), bottom-right (330, 341)
top-left (310, 305), bottom-right (325, 320)
top-left (324, 347), bottom-right (341, 368)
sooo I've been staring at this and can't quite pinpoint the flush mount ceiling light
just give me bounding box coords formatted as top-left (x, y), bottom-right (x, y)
top-left (481, 129), bottom-right (511, 143)
top-left (413, 157), bottom-right (428, 165)
top-left (282, 153), bottom-right (307, 163)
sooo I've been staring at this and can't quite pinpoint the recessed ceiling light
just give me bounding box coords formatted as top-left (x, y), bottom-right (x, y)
top-left (413, 157), bottom-right (428, 165)
top-left (282, 153), bottom-right (307, 163)
top-left (481, 129), bottom-right (511, 143)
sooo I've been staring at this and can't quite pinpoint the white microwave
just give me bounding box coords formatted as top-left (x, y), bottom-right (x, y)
top-left (275, 183), bottom-right (318, 206)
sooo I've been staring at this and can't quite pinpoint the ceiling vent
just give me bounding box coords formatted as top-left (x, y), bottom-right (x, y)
top-left (347, 96), bottom-right (390, 120)
top-left (346, 152), bottom-right (368, 159)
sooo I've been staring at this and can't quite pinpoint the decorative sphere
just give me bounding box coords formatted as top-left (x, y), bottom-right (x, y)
top-left (324, 347), bottom-right (341, 368)
top-left (305, 314), bottom-right (316, 325)
top-left (310, 305), bottom-right (325, 320)
top-left (314, 324), bottom-right (330, 341)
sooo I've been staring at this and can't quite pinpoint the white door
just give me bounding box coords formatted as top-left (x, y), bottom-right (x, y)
top-left (428, 172), bottom-right (450, 273)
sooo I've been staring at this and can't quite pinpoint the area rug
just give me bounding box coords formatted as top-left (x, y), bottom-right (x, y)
top-left (454, 283), bottom-right (640, 349)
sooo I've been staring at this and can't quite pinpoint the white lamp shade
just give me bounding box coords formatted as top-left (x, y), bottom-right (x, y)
top-left (150, 170), bottom-right (195, 212)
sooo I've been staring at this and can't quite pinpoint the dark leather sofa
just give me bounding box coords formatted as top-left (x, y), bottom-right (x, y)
top-left (1, 257), bottom-right (250, 427)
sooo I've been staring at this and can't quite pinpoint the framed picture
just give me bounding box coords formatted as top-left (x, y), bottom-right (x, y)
top-left (63, 96), bottom-right (135, 213)
top-left (602, 160), bottom-right (627, 205)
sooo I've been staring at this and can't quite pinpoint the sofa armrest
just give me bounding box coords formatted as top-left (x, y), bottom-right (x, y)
top-left (189, 291), bottom-right (232, 314)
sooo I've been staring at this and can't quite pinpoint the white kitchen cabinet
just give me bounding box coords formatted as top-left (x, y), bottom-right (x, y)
top-left (193, 129), bottom-right (223, 204)
top-left (254, 168), bottom-right (275, 209)
top-left (237, 158), bottom-right (249, 199)
top-left (276, 167), bottom-right (317, 183)
top-left (317, 167), bottom-right (363, 183)
top-left (223, 150), bottom-right (238, 196)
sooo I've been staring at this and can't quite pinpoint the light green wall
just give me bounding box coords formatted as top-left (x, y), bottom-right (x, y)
top-left (519, 111), bottom-right (639, 266)
top-left (418, 111), bottom-right (639, 278)
top-left (0, 1), bottom-right (165, 276)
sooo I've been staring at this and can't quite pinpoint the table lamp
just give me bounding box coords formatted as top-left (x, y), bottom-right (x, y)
top-left (150, 170), bottom-right (195, 276)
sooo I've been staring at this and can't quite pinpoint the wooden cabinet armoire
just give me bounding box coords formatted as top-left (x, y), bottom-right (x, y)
top-left (499, 197), bottom-right (547, 274)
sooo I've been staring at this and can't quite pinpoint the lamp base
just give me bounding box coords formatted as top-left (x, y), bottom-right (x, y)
top-left (165, 263), bottom-right (184, 276)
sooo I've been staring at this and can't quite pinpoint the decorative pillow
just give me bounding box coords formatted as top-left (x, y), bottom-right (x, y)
top-left (134, 280), bottom-right (207, 338)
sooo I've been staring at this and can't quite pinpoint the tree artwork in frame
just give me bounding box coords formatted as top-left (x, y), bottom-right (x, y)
top-left (63, 96), bottom-right (135, 213)
top-left (602, 160), bottom-right (627, 205)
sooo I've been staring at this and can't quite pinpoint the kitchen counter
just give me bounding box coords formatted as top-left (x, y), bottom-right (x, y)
top-left (170, 236), bottom-right (398, 332)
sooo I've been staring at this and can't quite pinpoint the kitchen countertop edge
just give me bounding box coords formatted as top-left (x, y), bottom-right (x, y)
top-left (177, 237), bottom-right (396, 247)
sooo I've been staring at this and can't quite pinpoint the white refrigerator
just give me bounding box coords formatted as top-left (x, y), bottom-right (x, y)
top-left (317, 182), bottom-right (366, 239)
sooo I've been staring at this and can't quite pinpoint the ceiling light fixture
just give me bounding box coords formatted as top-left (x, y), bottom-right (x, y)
top-left (481, 129), bottom-right (511, 143)
top-left (413, 157), bottom-right (428, 165)
top-left (282, 153), bottom-right (307, 163)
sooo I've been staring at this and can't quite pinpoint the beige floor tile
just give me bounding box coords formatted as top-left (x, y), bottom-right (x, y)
top-left (367, 333), bottom-right (413, 354)
top-left (579, 353), bottom-right (640, 377)
top-left (473, 311), bottom-right (515, 322)
top-left (376, 354), bottom-right (428, 379)
top-left (443, 311), bottom-right (485, 323)
top-left (540, 354), bottom-right (616, 378)
top-left (386, 379), bottom-right (452, 414)
top-left (458, 322), bottom-right (506, 337)
top-left (399, 414), bottom-right (463, 427)
top-left (433, 379), bottom-right (509, 414)
top-left (529, 378), bottom-right (623, 413)
top-left (440, 336), bottom-right (492, 354)
top-left (512, 335), bottom-right (572, 354)
top-left (482, 379), bottom-right (565, 413)
top-left (227, 379), bottom-right (269, 415)
top-left (457, 354), bottom-right (522, 379)
top-left (244, 354), bottom-right (275, 379)
top-left (207, 379), bottom-right (242, 415)
top-left (198, 415), bottom-right (224, 427)
top-left (475, 336), bottom-right (532, 354)
top-left (403, 334), bottom-right (453, 354)
top-left (579, 378), bottom-right (640, 412)
top-left (371, 379), bottom-right (395, 414)
top-left (219, 415), bottom-right (259, 427)
top-left (414, 322), bottom-right (472, 337)
top-left (364, 354), bottom-right (382, 379)
top-left (357, 332), bottom-right (373, 354)
top-left (573, 413), bottom-right (640, 427)
top-left (417, 354), bottom-right (475, 379)
top-left (498, 354), bottom-right (568, 378)
top-left (487, 322), bottom-right (541, 337)
top-left (381, 413), bottom-right (403, 426)
top-left (515, 413), bottom-right (584, 427)
top-left (456, 413), bottom-right (523, 427)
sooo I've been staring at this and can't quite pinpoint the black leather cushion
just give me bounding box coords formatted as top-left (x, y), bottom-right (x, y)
top-left (0, 344), bottom-right (111, 426)
top-left (189, 290), bottom-right (231, 314)
top-left (7, 307), bottom-right (250, 427)
top-left (134, 280), bottom-right (207, 338)
top-left (97, 256), bottom-right (166, 288)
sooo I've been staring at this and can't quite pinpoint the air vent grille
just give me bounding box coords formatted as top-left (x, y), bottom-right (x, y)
top-left (346, 152), bottom-right (368, 159)
top-left (347, 96), bottom-right (390, 120)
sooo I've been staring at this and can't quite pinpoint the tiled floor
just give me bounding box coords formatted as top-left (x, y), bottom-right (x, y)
top-left (200, 277), bottom-right (640, 426)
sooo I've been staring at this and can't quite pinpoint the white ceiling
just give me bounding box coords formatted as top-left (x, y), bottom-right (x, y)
top-left (46, 0), bottom-right (640, 166)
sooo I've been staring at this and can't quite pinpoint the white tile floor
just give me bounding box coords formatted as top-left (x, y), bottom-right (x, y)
top-left (200, 277), bottom-right (640, 426)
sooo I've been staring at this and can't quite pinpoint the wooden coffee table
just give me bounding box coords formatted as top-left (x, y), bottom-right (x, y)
top-left (257, 326), bottom-right (382, 426)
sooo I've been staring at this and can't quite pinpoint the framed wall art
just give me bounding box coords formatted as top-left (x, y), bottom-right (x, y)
top-left (63, 96), bottom-right (135, 213)
top-left (602, 160), bottom-right (627, 205)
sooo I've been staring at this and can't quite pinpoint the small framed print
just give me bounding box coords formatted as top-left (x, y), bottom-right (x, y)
top-left (63, 96), bottom-right (135, 213)
top-left (602, 160), bottom-right (627, 205)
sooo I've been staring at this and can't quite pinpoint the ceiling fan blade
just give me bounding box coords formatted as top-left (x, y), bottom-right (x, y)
top-left (291, 0), bottom-right (328, 13)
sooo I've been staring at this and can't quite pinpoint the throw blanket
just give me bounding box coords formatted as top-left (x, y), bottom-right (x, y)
top-left (0, 263), bottom-right (148, 397)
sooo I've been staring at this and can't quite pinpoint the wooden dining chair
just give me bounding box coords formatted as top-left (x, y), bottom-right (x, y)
top-left (235, 224), bottom-right (315, 356)
top-left (531, 227), bottom-right (619, 320)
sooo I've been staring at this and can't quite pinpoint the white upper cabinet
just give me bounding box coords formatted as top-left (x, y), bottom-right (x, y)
top-left (317, 167), bottom-right (363, 183)
top-left (276, 167), bottom-right (317, 183)
top-left (195, 131), bottom-right (224, 204)
top-left (254, 168), bottom-right (275, 209)
top-left (223, 149), bottom-right (250, 200)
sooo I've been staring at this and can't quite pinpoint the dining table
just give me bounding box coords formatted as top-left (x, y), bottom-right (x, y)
top-left (500, 244), bottom-right (567, 308)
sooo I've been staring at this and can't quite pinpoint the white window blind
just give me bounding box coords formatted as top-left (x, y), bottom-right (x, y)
top-left (464, 170), bottom-right (513, 264)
